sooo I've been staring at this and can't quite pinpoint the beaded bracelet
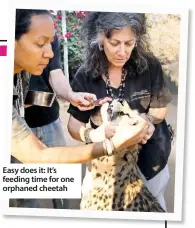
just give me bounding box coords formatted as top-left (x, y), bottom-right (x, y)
top-left (103, 138), bottom-right (116, 156)
top-left (140, 113), bottom-right (155, 124)
top-left (83, 127), bottom-right (93, 144)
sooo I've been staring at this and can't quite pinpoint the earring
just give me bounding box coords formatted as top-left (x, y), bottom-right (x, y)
top-left (99, 44), bottom-right (103, 51)
top-left (134, 42), bottom-right (137, 47)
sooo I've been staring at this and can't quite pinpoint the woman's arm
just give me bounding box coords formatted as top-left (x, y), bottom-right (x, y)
top-left (67, 115), bottom-right (86, 142)
top-left (49, 69), bottom-right (98, 111)
top-left (147, 106), bottom-right (168, 124)
top-left (139, 106), bottom-right (168, 144)
top-left (12, 106), bottom-right (106, 163)
top-left (12, 116), bottom-right (148, 164)
top-left (12, 132), bottom-right (106, 164)
top-left (68, 115), bottom-right (116, 143)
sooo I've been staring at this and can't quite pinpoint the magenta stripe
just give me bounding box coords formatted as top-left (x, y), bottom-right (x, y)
top-left (0, 45), bottom-right (7, 56)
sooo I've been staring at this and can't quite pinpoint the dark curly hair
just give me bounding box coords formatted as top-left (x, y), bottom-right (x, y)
top-left (15, 9), bottom-right (51, 40)
top-left (81, 12), bottom-right (153, 79)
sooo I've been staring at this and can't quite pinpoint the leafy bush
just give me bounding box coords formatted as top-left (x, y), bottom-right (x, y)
top-left (52, 10), bottom-right (87, 81)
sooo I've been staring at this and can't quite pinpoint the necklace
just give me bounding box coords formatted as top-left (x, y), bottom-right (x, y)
top-left (105, 68), bottom-right (127, 102)
top-left (15, 72), bottom-right (25, 118)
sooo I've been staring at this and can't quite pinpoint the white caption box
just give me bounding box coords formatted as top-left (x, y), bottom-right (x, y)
top-left (1, 164), bottom-right (82, 198)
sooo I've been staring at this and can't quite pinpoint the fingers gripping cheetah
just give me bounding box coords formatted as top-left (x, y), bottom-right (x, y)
top-left (80, 99), bottom-right (165, 212)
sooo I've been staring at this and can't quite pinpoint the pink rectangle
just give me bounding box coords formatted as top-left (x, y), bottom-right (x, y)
top-left (0, 45), bottom-right (7, 56)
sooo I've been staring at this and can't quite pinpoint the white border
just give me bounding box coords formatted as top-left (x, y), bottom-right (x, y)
top-left (3, 0), bottom-right (189, 222)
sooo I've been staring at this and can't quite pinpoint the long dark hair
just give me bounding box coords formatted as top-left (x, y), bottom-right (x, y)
top-left (81, 12), bottom-right (153, 79)
top-left (15, 9), bottom-right (51, 40)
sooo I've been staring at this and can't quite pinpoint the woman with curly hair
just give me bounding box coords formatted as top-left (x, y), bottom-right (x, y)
top-left (67, 12), bottom-right (172, 211)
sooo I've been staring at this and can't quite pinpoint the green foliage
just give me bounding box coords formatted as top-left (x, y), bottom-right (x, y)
top-left (66, 11), bottom-right (86, 79)
top-left (52, 10), bottom-right (87, 80)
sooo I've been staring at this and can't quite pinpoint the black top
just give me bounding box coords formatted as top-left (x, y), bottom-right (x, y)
top-left (24, 35), bottom-right (62, 128)
top-left (67, 56), bottom-right (172, 180)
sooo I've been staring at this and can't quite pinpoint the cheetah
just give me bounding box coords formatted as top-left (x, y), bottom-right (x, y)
top-left (80, 99), bottom-right (165, 212)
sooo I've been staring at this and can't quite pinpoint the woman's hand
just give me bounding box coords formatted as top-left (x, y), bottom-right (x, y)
top-left (111, 115), bottom-right (148, 151)
top-left (89, 123), bottom-right (118, 142)
top-left (139, 122), bottom-right (155, 144)
top-left (104, 123), bottom-right (117, 139)
top-left (68, 91), bottom-right (97, 111)
top-left (68, 91), bottom-right (112, 111)
top-left (139, 114), bottom-right (155, 144)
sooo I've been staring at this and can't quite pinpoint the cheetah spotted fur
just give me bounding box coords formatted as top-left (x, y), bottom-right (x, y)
top-left (80, 99), bottom-right (165, 212)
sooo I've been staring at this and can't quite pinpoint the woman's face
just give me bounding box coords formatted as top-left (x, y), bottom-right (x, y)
top-left (14, 14), bottom-right (55, 75)
top-left (102, 26), bottom-right (136, 68)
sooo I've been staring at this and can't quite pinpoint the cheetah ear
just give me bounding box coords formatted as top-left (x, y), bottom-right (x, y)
top-left (121, 100), bottom-right (131, 115)
top-left (100, 102), bottom-right (109, 124)
top-left (122, 100), bottom-right (139, 117)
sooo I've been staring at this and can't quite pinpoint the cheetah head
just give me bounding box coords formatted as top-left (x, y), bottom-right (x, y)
top-left (100, 99), bottom-right (139, 124)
